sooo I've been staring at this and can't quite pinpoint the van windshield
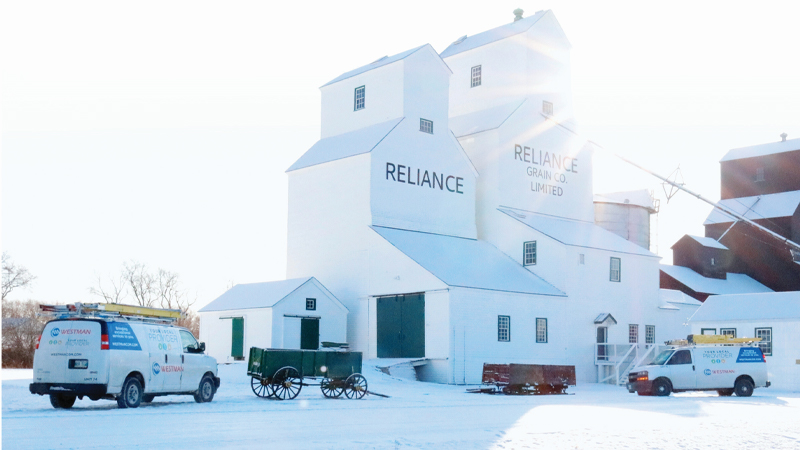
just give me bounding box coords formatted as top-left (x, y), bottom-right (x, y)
top-left (650, 350), bottom-right (674, 366)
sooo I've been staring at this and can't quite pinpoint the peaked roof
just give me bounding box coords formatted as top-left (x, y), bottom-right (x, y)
top-left (689, 291), bottom-right (800, 322)
top-left (703, 190), bottom-right (800, 225)
top-left (498, 208), bottom-right (658, 257)
top-left (440, 10), bottom-right (553, 58)
top-left (675, 235), bottom-right (728, 250)
top-left (199, 277), bottom-right (341, 312)
top-left (659, 264), bottom-right (773, 296)
top-left (287, 118), bottom-right (404, 172)
top-left (321, 44), bottom-right (450, 87)
top-left (371, 226), bottom-right (565, 296)
top-left (720, 137), bottom-right (800, 162)
top-left (449, 99), bottom-right (526, 138)
top-left (593, 313), bottom-right (617, 325)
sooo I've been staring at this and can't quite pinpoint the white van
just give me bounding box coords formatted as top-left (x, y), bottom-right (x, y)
top-left (30, 317), bottom-right (220, 409)
top-left (627, 344), bottom-right (769, 397)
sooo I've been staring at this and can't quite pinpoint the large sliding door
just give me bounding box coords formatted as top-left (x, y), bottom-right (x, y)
top-left (377, 293), bottom-right (425, 358)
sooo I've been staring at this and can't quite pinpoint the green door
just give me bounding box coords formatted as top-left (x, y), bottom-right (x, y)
top-left (231, 317), bottom-right (244, 359)
top-left (300, 318), bottom-right (319, 350)
top-left (377, 294), bottom-right (425, 358)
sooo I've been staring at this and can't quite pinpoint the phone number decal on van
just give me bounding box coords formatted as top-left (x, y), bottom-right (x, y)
top-left (107, 323), bottom-right (142, 351)
top-left (737, 347), bottom-right (764, 363)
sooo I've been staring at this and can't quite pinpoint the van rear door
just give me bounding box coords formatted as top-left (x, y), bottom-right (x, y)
top-left (34, 320), bottom-right (107, 385)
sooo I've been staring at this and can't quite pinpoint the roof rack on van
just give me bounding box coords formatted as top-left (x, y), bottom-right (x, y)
top-left (664, 334), bottom-right (762, 346)
top-left (38, 303), bottom-right (183, 324)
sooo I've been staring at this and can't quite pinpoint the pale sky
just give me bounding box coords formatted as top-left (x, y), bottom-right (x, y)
top-left (3, 1), bottom-right (799, 309)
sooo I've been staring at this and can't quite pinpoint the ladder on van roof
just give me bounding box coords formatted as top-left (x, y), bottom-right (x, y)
top-left (665, 334), bottom-right (761, 346)
top-left (38, 303), bottom-right (183, 324)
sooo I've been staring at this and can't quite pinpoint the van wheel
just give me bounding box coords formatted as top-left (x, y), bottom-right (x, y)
top-left (653, 379), bottom-right (672, 397)
top-left (717, 389), bottom-right (734, 396)
top-left (142, 394), bottom-right (155, 403)
top-left (49, 393), bottom-right (76, 409)
top-left (117, 377), bottom-right (143, 408)
top-left (734, 378), bottom-right (754, 397)
top-left (194, 376), bottom-right (215, 403)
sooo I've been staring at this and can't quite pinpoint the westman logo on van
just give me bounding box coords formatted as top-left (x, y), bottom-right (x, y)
top-left (152, 362), bottom-right (161, 375)
top-left (162, 365), bottom-right (183, 373)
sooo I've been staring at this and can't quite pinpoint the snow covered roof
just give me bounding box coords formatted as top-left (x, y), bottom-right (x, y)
top-left (689, 292), bottom-right (800, 322)
top-left (681, 235), bottom-right (728, 250)
top-left (593, 190), bottom-right (656, 212)
top-left (703, 190), bottom-right (800, 225)
top-left (659, 289), bottom-right (703, 306)
top-left (720, 137), bottom-right (800, 162)
top-left (593, 313), bottom-right (617, 325)
top-left (659, 265), bottom-right (773, 296)
top-left (440, 10), bottom-right (552, 58)
top-left (448, 99), bottom-right (526, 138)
top-left (322, 44), bottom-right (450, 87)
top-left (199, 277), bottom-right (340, 312)
top-left (287, 118), bottom-right (404, 172)
top-left (498, 208), bottom-right (658, 257)
top-left (371, 226), bottom-right (565, 296)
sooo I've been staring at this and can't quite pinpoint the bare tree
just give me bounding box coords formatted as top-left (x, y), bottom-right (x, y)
top-left (2, 297), bottom-right (48, 368)
top-left (2, 252), bottom-right (37, 301)
top-left (88, 272), bottom-right (128, 303)
top-left (123, 261), bottom-right (157, 307)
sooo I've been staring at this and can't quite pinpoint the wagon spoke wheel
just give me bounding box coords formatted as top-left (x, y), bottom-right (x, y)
top-left (320, 378), bottom-right (344, 398)
top-left (251, 376), bottom-right (273, 398)
top-left (271, 366), bottom-right (302, 400)
top-left (344, 373), bottom-right (367, 399)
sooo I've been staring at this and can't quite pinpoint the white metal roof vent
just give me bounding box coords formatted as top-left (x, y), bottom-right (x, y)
top-left (513, 8), bottom-right (524, 22)
top-left (452, 35), bottom-right (468, 45)
top-left (371, 55), bottom-right (388, 64)
top-left (781, 132), bottom-right (788, 142)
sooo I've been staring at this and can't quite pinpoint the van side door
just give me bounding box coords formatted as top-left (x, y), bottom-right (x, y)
top-left (179, 330), bottom-right (205, 392)
top-left (666, 349), bottom-right (697, 389)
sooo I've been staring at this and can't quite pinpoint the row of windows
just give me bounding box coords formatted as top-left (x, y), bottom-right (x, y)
top-left (628, 324), bottom-right (656, 344)
top-left (497, 316), bottom-right (547, 343)
top-left (700, 327), bottom-right (773, 355)
top-left (523, 241), bottom-right (621, 281)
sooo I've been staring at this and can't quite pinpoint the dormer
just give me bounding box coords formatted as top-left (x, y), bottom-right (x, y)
top-left (671, 235), bottom-right (730, 279)
top-left (320, 44), bottom-right (452, 139)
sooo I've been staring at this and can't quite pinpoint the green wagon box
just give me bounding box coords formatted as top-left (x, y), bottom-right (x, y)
top-left (247, 347), bottom-right (366, 400)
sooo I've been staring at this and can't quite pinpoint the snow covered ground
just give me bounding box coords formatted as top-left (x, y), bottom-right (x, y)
top-left (3, 362), bottom-right (800, 449)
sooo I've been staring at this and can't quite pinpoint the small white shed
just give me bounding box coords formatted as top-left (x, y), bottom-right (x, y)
top-left (198, 277), bottom-right (348, 363)
top-left (689, 292), bottom-right (800, 391)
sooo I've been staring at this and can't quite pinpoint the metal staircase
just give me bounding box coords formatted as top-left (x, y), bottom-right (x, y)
top-left (595, 343), bottom-right (664, 386)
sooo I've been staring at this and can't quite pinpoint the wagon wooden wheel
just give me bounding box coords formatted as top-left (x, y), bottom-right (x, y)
top-left (320, 378), bottom-right (344, 398)
top-left (344, 373), bottom-right (367, 399)
top-left (250, 376), bottom-right (274, 398)
top-left (270, 366), bottom-right (302, 400)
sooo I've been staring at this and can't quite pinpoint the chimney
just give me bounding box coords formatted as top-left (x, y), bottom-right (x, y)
top-left (513, 8), bottom-right (524, 22)
top-left (780, 132), bottom-right (787, 142)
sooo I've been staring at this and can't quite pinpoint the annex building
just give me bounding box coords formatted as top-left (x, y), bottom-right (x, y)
top-left (281, 10), bottom-right (698, 385)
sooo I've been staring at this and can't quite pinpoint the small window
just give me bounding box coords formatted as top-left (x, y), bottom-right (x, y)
top-left (306, 298), bottom-right (316, 311)
top-left (471, 65), bottom-right (481, 87)
top-left (523, 241), bottom-right (537, 266)
top-left (629, 324), bottom-right (638, 344)
top-left (755, 327), bottom-right (772, 356)
top-left (543, 101), bottom-right (554, 116)
top-left (667, 349), bottom-right (692, 365)
top-left (710, 257), bottom-right (715, 266)
top-left (536, 318), bottom-right (547, 343)
top-left (420, 118), bottom-right (433, 134)
top-left (645, 325), bottom-right (655, 344)
top-left (354, 86), bottom-right (365, 111)
top-left (755, 167), bottom-right (765, 182)
top-left (701, 328), bottom-right (716, 335)
top-left (721, 328), bottom-right (736, 338)
top-left (610, 257), bottom-right (621, 282)
top-left (498, 315), bottom-right (510, 342)
top-left (578, 253), bottom-right (585, 265)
